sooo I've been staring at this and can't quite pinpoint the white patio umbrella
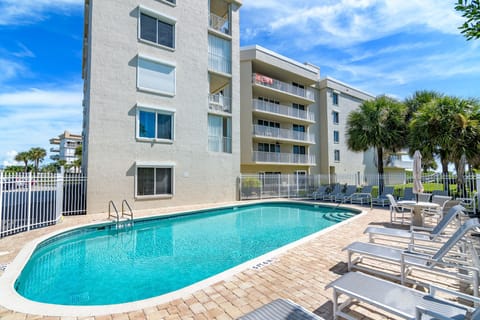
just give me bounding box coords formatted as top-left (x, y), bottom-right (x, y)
top-left (412, 150), bottom-right (424, 199)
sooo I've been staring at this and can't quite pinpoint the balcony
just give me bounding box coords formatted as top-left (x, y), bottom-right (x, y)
top-left (50, 148), bottom-right (59, 153)
top-left (252, 73), bottom-right (315, 102)
top-left (209, 94), bottom-right (231, 113)
top-left (209, 12), bottom-right (229, 35)
top-left (252, 99), bottom-right (315, 122)
top-left (253, 125), bottom-right (315, 144)
top-left (208, 136), bottom-right (232, 153)
top-left (253, 151), bottom-right (315, 165)
top-left (209, 52), bottom-right (231, 75)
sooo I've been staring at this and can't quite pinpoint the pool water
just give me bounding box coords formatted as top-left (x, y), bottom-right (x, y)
top-left (15, 202), bottom-right (358, 306)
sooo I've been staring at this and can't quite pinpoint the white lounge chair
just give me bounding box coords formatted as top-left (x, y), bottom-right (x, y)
top-left (326, 271), bottom-right (480, 320)
top-left (344, 218), bottom-right (480, 296)
top-left (364, 204), bottom-right (466, 245)
top-left (386, 194), bottom-right (413, 225)
top-left (237, 298), bottom-right (324, 320)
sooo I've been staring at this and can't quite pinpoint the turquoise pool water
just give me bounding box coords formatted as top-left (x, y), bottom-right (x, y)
top-left (15, 202), bottom-right (358, 306)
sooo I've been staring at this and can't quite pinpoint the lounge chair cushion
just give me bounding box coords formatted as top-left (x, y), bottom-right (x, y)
top-left (237, 298), bottom-right (324, 320)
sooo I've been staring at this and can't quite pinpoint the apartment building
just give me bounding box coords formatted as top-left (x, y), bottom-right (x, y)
top-left (315, 78), bottom-right (375, 177)
top-left (240, 46), bottom-right (320, 182)
top-left (240, 46), bottom-right (375, 181)
top-left (82, 0), bottom-right (242, 213)
top-left (49, 131), bottom-right (82, 165)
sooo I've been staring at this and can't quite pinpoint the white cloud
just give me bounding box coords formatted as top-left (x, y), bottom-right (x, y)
top-left (12, 43), bottom-right (35, 58)
top-left (0, 85), bottom-right (83, 167)
top-left (0, 0), bottom-right (83, 26)
top-left (2, 150), bottom-right (21, 168)
top-left (242, 0), bottom-right (464, 48)
top-left (0, 58), bottom-right (27, 84)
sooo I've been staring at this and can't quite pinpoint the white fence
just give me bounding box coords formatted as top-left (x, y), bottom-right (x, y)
top-left (238, 172), bottom-right (480, 213)
top-left (0, 171), bottom-right (87, 237)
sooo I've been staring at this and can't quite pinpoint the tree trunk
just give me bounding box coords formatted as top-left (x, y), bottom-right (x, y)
top-left (377, 147), bottom-right (384, 194)
top-left (440, 155), bottom-right (449, 194)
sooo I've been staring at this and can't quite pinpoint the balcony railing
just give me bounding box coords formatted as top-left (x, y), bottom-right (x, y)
top-left (252, 73), bottom-right (315, 101)
top-left (208, 52), bottom-right (231, 74)
top-left (253, 125), bottom-right (315, 144)
top-left (209, 94), bottom-right (232, 113)
top-left (208, 136), bottom-right (232, 153)
top-left (209, 12), bottom-right (230, 35)
top-left (50, 148), bottom-right (59, 153)
top-left (252, 99), bottom-right (315, 122)
top-left (253, 151), bottom-right (315, 165)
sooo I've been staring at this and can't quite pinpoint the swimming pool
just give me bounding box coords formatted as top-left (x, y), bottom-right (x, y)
top-left (1, 201), bottom-right (361, 315)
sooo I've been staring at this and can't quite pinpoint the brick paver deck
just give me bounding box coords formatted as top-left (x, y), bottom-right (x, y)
top-left (0, 201), bottom-right (469, 319)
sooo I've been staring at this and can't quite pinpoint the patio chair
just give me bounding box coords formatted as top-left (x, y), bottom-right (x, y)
top-left (344, 218), bottom-right (480, 296)
top-left (364, 204), bottom-right (466, 244)
top-left (371, 186), bottom-right (394, 207)
top-left (326, 271), bottom-right (480, 320)
top-left (386, 194), bottom-right (412, 225)
top-left (432, 190), bottom-right (449, 197)
top-left (237, 298), bottom-right (324, 320)
top-left (416, 192), bottom-right (432, 202)
top-left (399, 187), bottom-right (415, 201)
top-left (422, 195), bottom-right (452, 225)
top-left (457, 192), bottom-right (478, 215)
top-left (334, 185), bottom-right (357, 203)
top-left (350, 185), bottom-right (373, 205)
top-left (311, 185), bottom-right (328, 200)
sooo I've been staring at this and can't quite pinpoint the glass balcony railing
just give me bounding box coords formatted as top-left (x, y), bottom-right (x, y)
top-left (252, 151), bottom-right (315, 164)
top-left (209, 13), bottom-right (230, 35)
top-left (209, 94), bottom-right (232, 113)
top-left (252, 73), bottom-right (315, 101)
top-left (253, 125), bottom-right (315, 144)
top-left (252, 99), bottom-right (315, 122)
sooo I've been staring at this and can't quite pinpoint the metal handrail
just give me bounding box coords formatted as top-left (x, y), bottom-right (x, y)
top-left (121, 200), bottom-right (134, 221)
top-left (108, 200), bottom-right (119, 223)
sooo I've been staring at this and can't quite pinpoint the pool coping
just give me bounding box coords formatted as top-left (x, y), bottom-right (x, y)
top-left (0, 200), bottom-right (366, 317)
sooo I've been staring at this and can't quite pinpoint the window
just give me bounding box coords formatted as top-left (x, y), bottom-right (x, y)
top-left (208, 34), bottom-right (231, 74)
top-left (333, 130), bottom-right (339, 144)
top-left (137, 107), bottom-right (174, 142)
top-left (333, 92), bottom-right (339, 105)
top-left (139, 10), bottom-right (175, 49)
top-left (208, 115), bottom-right (231, 153)
top-left (137, 56), bottom-right (176, 96)
top-left (292, 103), bottom-right (305, 111)
top-left (293, 145), bottom-right (306, 154)
top-left (136, 165), bottom-right (174, 197)
top-left (258, 143), bottom-right (280, 153)
top-left (257, 119), bottom-right (280, 128)
top-left (333, 111), bottom-right (339, 124)
top-left (334, 150), bottom-right (340, 162)
top-left (258, 97), bottom-right (280, 105)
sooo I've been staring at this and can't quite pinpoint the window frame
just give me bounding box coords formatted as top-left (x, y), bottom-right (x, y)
top-left (138, 6), bottom-right (176, 50)
top-left (332, 92), bottom-right (339, 105)
top-left (137, 55), bottom-right (176, 96)
top-left (334, 149), bottom-right (340, 162)
top-left (333, 111), bottom-right (339, 125)
top-left (333, 130), bottom-right (340, 144)
top-left (135, 162), bottom-right (175, 199)
top-left (136, 105), bottom-right (175, 143)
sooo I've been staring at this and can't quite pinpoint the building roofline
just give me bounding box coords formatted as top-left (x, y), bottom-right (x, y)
top-left (319, 76), bottom-right (375, 99)
top-left (240, 45), bottom-right (319, 75)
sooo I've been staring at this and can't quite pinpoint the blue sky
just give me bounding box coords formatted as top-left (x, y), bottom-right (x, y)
top-left (1, 0), bottom-right (479, 167)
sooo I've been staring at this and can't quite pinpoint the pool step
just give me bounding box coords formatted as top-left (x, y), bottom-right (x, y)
top-left (323, 211), bottom-right (356, 223)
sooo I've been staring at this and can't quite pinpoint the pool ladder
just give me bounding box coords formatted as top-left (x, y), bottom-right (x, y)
top-left (108, 200), bottom-right (134, 229)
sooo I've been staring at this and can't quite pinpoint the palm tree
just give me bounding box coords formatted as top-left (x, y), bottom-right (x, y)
top-left (346, 95), bottom-right (408, 192)
top-left (404, 90), bottom-right (442, 122)
top-left (14, 151), bottom-right (30, 173)
top-left (409, 96), bottom-right (480, 193)
top-left (28, 147), bottom-right (47, 174)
